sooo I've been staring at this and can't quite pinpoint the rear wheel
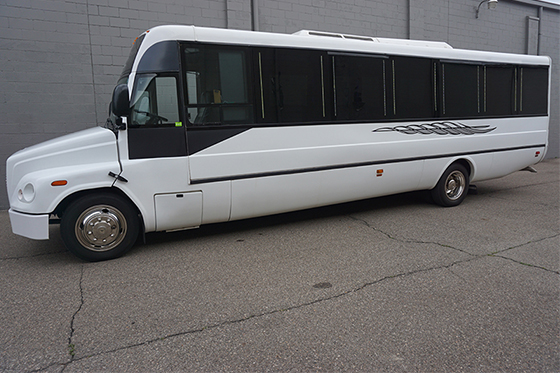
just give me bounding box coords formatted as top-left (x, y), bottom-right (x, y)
top-left (60, 193), bottom-right (140, 261)
top-left (431, 163), bottom-right (470, 207)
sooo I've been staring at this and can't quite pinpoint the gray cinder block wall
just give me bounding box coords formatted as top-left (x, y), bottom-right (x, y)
top-left (1, 0), bottom-right (559, 209)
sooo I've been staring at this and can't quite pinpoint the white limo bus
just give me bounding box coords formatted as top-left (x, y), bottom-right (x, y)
top-left (7, 25), bottom-right (550, 261)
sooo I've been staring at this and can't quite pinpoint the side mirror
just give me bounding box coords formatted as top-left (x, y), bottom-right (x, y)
top-left (111, 84), bottom-right (130, 117)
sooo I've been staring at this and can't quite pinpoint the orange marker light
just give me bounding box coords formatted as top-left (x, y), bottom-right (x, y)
top-left (51, 180), bottom-right (68, 186)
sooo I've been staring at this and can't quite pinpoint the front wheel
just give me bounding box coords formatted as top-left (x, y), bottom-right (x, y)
top-left (60, 193), bottom-right (140, 261)
top-left (431, 163), bottom-right (470, 207)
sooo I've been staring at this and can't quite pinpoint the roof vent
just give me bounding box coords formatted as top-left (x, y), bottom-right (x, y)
top-left (293, 30), bottom-right (453, 49)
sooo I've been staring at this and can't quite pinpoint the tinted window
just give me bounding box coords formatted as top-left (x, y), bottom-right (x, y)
top-left (391, 57), bottom-right (434, 119)
top-left (442, 63), bottom-right (480, 117)
top-left (334, 54), bottom-right (386, 121)
top-left (184, 45), bottom-right (253, 125)
top-left (485, 65), bottom-right (515, 116)
top-left (520, 67), bottom-right (548, 115)
top-left (137, 41), bottom-right (180, 73)
top-left (274, 49), bottom-right (326, 123)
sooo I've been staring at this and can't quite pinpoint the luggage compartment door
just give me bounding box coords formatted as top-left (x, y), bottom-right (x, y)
top-left (154, 192), bottom-right (202, 231)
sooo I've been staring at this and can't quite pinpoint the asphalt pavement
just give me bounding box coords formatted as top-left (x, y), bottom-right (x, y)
top-left (1, 159), bottom-right (558, 372)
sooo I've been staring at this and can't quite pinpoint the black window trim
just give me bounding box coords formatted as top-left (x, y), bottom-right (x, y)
top-left (176, 41), bottom-right (549, 128)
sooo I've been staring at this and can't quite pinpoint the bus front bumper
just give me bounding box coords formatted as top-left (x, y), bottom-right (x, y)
top-left (9, 209), bottom-right (49, 240)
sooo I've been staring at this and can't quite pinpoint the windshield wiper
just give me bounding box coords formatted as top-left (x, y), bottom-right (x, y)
top-left (132, 109), bottom-right (168, 125)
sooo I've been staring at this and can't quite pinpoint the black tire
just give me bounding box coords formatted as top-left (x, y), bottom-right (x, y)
top-left (60, 193), bottom-right (140, 261)
top-left (431, 163), bottom-right (470, 207)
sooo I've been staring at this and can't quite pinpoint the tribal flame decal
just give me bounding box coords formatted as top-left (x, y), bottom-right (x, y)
top-left (373, 122), bottom-right (496, 136)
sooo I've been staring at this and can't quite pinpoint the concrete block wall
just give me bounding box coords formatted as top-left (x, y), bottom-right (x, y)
top-left (261, 0), bottom-right (409, 37)
top-left (1, 0), bottom-right (558, 209)
top-left (541, 6), bottom-right (560, 157)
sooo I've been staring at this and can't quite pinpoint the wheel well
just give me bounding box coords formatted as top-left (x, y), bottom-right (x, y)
top-left (53, 188), bottom-right (142, 227)
top-left (453, 159), bottom-right (472, 180)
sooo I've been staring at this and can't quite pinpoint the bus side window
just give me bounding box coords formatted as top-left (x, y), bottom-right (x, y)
top-left (130, 75), bottom-right (180, 126)
top-left (520, 66), bottom-right (548, 115)
top-left (391, 56), bottom-right (434, 119)
top-left (333, 54), bottom-right (387, 121)
top-left (128, 74), bottom-right (187, 159)
top-left (485, 65), bottom-right (516, 116)
top-left (441, 63), bottom-right (481, 118)
top-left (184, 46), bottom-right (253, 126)
top-left (274, 49), bottom-right (325, 123)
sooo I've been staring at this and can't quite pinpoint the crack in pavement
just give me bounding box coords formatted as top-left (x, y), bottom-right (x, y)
top-left (32, 218), bottom-right (559, 371)
top-left (490, 254), bottom-right (560, 275)
top-left (489, 233), bottom-right (560, 275)
top-left (69, 265), bottom-right (85, 350)
top-left (4, 264), bottom-right (84, 373)
top-left (347, 215), bottom-right (477, 257)
top-left (349, 215), bottom-right (560, 275)
top-left (57, 265), bottom-right (85, 373)
top-left (27, 265), bottom-right (86, 373)
top-left (491, 233), bottom-right (560, 255)
top-left (54, 255), bottom-right (482, 369)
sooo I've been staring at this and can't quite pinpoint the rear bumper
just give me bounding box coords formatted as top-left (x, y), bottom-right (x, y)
top-left (9, 209), bottom-right (49, 240)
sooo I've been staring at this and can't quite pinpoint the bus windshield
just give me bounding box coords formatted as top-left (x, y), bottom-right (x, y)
top-left (120, 33), bottom-right (146, 80)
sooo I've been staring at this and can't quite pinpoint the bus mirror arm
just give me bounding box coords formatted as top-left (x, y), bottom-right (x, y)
top-left (112, 84), bottom-right (131, 119)
top-left (115, 117), bottom-right (126, 130)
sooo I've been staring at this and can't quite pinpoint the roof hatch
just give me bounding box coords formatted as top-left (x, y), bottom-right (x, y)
top-left (293, 30), bottom-right (453, 49)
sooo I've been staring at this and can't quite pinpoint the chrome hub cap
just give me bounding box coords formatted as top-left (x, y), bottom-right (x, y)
top-left (75, 205), bottom-right (127, 251)
top-left (445, 170), bottom-right (466, 201)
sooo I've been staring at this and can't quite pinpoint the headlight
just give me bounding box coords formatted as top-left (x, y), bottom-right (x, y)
top-left (18, 183), bottom-right (35, 203)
